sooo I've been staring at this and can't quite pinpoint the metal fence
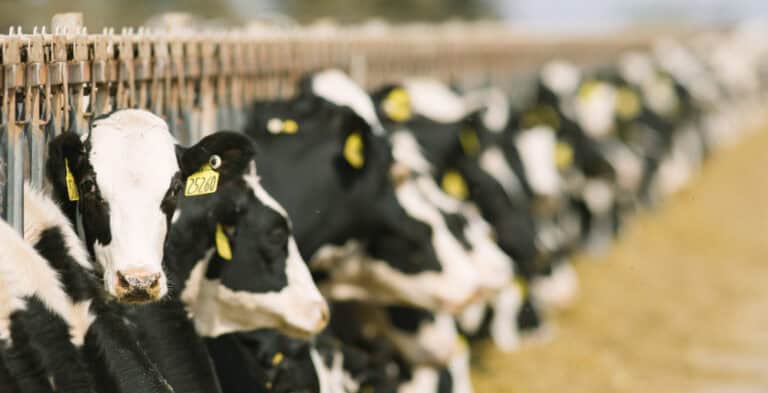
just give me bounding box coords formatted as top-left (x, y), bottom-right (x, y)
top-left (0, 17), bottom-right (664, 233)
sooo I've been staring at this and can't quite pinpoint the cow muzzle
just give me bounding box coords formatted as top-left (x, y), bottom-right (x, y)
top-left (114, 269), bottom-right (165, 303)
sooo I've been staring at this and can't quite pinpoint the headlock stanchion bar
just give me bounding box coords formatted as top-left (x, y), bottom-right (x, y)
top-left (0, 14), bottom-right (667, 233)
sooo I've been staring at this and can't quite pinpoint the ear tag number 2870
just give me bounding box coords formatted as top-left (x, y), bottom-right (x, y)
top-left (185, 164), bottom-right (220, 196)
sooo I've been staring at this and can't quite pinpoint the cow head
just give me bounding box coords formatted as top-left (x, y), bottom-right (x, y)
top-left (170, 131), bottom-right (328, 338)
top-left (47, 109), bottom-right (188, 303)
top-left (246, 80), bottom-right (481, 313)
top-left (207, 330), bottom-right (321, 393)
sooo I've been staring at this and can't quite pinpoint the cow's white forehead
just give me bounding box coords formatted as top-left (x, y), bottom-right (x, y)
top-left (88, 110), bottom-right (179, 204)
top-left (311, 69), bottom-right (385, 135)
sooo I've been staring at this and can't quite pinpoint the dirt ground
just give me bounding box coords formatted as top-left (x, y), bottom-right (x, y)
top-left (472, 129), bottom-right (768, 393)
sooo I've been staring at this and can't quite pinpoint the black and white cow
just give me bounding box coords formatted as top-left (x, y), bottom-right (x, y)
top-left (1, 187), bottom-right (174, 393)
top-left (44, 111), bottom-right (327, 391)
top-left (46, 109), bottom-right (193, 303)
top-left (166, 131), bottom-right (329, 338)
top-left (307, 70), bottom-right (513, 296)
top-left (244, 78), bottom-right (480, 313)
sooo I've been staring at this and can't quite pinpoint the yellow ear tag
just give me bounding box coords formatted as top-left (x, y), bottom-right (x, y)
top-left (282, 119), bottom-right (299, 134)
top-left (514, 277), bottom-right (529, 298)
top-left (616, 87), bottom-right (641, 120)
top-left (555, 141), bottom-right (574, 170)
top-left (64, 159), bottom-right (80, 201)
top-left (382, 88), bottom-right (412, 122)
top-left (520, 105), bottom-right (560, 131)
top-left (215, 224), bottom-right (232, 261)
top-left (185, 163), bottom-right (220, 196)
top-left (459, 127), bottom-right (480, 157)
top-left (578, 80), bottom-right (599, 101)
top-left (343, 132), bottom-right (365, 169)
top-left (271, 352), bottom-right (284, 366)
top-left (441, 170), bottom-right (468, 200)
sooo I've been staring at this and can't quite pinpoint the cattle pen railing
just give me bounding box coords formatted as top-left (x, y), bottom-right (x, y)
top-left (0, 14), bottom-right (674, 233)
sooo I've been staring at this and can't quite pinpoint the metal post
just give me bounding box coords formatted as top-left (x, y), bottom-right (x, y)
top-left (3, 31), bottom-right (25, 232)
top-left (69, 27), bottom-right (90, 134)
top-left (26, 29), bottom-right (48, 189)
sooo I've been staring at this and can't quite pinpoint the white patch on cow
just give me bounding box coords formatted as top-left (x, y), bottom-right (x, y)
top-left (458, 301), bottom-right (487, 335)
top-left (182, 239), bottom-right (328, 338)
top-left (88, 109), bottom-right (179, 299)
top-left (397, 366), bottom-right (439, 393)
top-left (386, 312), bottom-right (459, 365)
top-left (311, 69), bottom-right (385, 135)
top-left (642, 76), bottom-right (679, 118)
top-left (531, 261), bottom-right (579, 311)
top-left (310, 347), bottom-right (349, 393)
top-left (619, 51), bottom-right (656, 86)
top-left (309, 346), bottom-right (350, 393)
top-left (390, 131), bottom-right (433, 175)
top-left (479, 146), bottom-right (524, 200)
top-left (582, 179), bottom-right (614, 214)
top-left (602, 141), bottom-right (644, 192)
top-left (490, 284), bottom-right (523, 352)
top-left (68, 300), bottom-right (96, 346)
top-left (23, 185), bottom-right (93, 271)
top-left (184, 165), bottom-right (328, 338)
top-left (540, 60), bottom-right (581, 97)
top-left (461, 210), bottom-right (514, 294)
top-left (514, 126), bottom-right (562, 197)
top-left (0, 220), bottom-right (95, 348)
top-left (313, 240), bottom-right (473, 313)
top-left (463, 87), bottom-right (510, 132)
top-left (448, 344), bottom-right (474, 393)
top-left (414, 176), bottom-right (462, 213)
top-left (575, 82), bottom-right (617, 138)
top-left (403, 79), bottom-right (468, 123)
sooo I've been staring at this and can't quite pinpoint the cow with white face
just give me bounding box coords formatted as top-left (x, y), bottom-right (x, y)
top-left (46, 109), bottom-right (190, 303)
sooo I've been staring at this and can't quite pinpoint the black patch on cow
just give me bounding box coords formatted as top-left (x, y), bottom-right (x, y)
top-left (440, 211), bottom-right (472, 251)
top-left (32, 227), bottom-right (100, 302)
top-left (208, 330), bottom-right (319, 393)
top-left (1, 322), bottom-right (52, 393)
top-left (437, 367), bottom-right (453, 393)
top-left (10, 298), bottom-right (94, 393)
top-left (82, 299), bottom-right (173, 393)
top-left (516, 297), bottom-right (542, 332)
top-left (0, 347), bottom-right (21, 393)
top-left (385, 306), bottom-right (436, 333)
top-left (126, 299), bottom-right (223, 393)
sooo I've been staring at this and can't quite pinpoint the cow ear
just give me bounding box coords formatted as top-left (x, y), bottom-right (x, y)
top-left (336, 108), bottom-right (371, 172)
top-left (47, 132), bottom-right (85, 207)
top-left (174, 144), bottom-right (195, 177)
top-left (177, 132), bottom-right (256, 179)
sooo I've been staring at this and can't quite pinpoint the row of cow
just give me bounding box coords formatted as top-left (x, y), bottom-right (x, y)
top-left (2, 24), bottom-right (768, 393)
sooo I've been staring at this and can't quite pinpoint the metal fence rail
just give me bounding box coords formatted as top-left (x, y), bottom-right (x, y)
top-left (0, 18), bottom-right (664, 233)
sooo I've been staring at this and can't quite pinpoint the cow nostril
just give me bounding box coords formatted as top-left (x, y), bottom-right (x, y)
top-left (147, 273), bottom-right (161, 290)
top-left (116, 271), bottom-right (130, 289)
